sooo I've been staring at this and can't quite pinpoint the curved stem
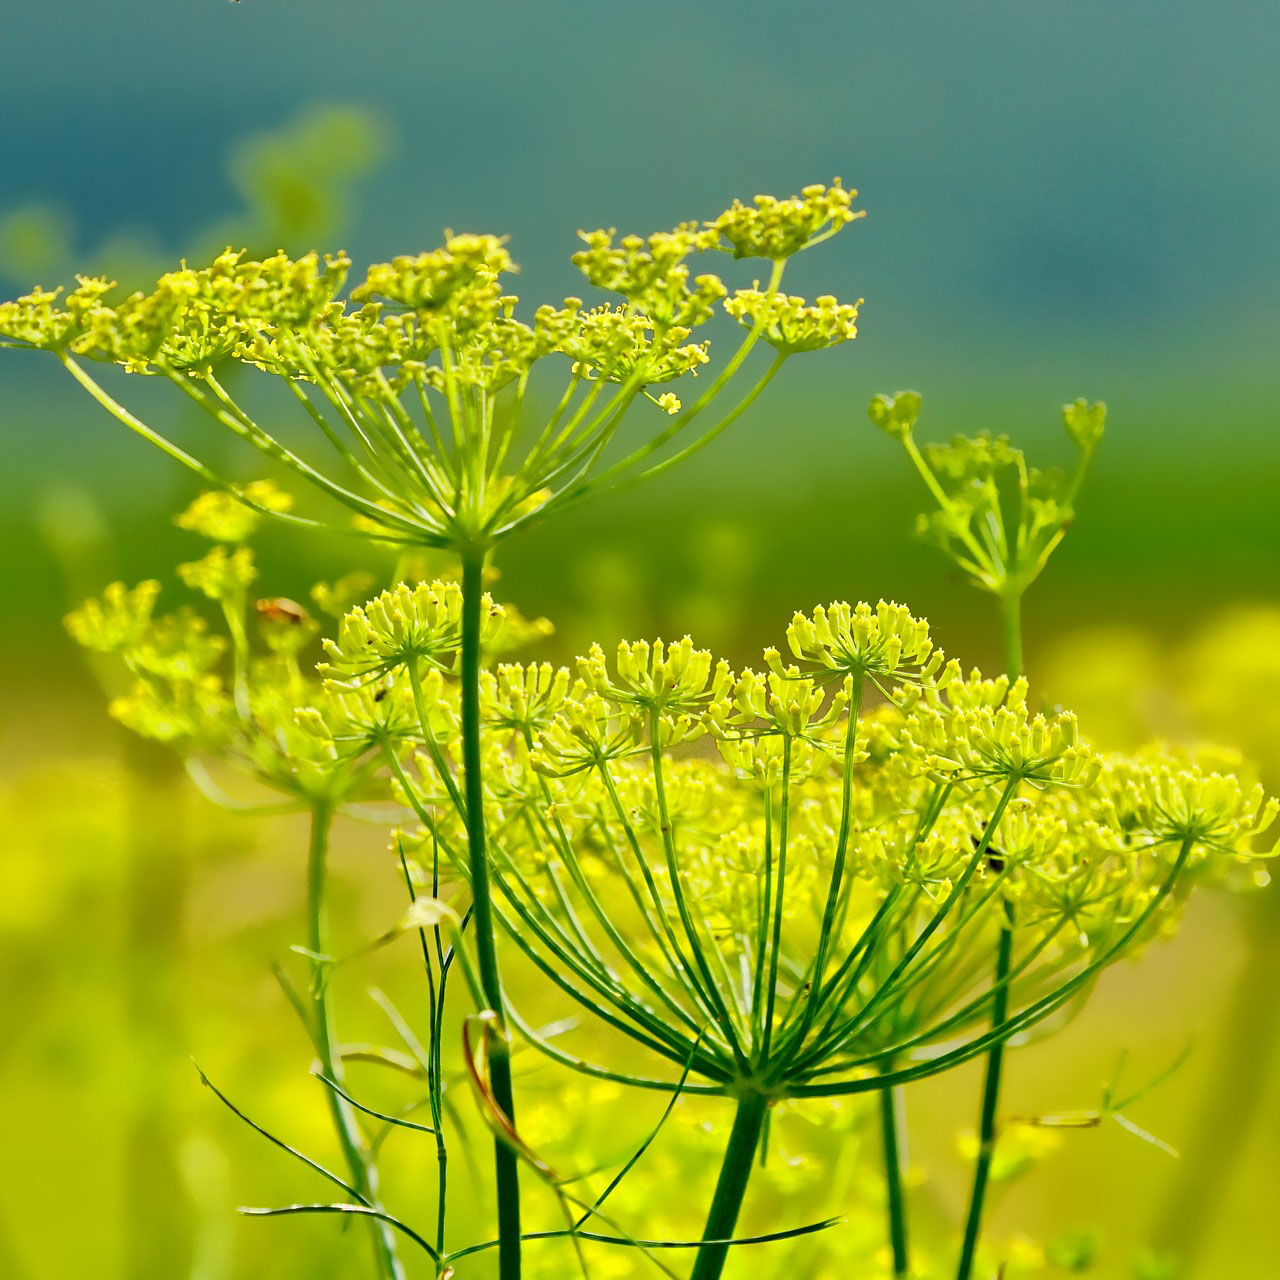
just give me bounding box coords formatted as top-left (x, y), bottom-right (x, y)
top-left (878, 1062), bottom-right (910, 1279)
top-left (459, 547), bottom-right (522, 1279)
top-left (306, 804), bottom-right (403, 1280)
top-left (689, 1090), bottom-right (770, 1280)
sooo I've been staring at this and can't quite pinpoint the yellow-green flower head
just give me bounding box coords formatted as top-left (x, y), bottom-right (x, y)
top-left (1062, 398), bottom-right (1106, 452)
top-left (0, 276), bottom-right (115, 351)
top-left (421, 314), bottom-right (545, 394)
top-left (219, 249), bottom-right (351, 324)
top-left (323, 579), bottom-right (466, 679)
top-left (482, 662), bottom-right (574, 735)
top-left (556, 304), bottom-right (710, 386)
top-left (530, 692), bottom-right (644, 777)
top-left (86, 281), bottom-right (235, 374)
top-left (916, 704), bottom-right (1097, 790)
top-left (579, 636), bottom-right (732, 716)
top-left (323, 578), bottom-right (550, 681)
top-left (124, 608), bottom-right (227, 682)
top-left (867, 390), bottom-right (922, 440)
top-left (1002, 803), bottom-right (1137, 940)
top-left (109, 675), bottom-right (232, 748)
top-left (708, 180), bottom-right (861, 260)
top-left (919, 662), bottom-right (1029, 715)
top-left (62, 251), bottom-right (350, 373)
top-left (615, 758), bottom-right (745, 850)
top-left (296, 674), bottom-right (419, 753)
top-left (859, 806), bottom-right (985, 890)
top-left (1116, 765), bottom-right (1278, 855)
top-left (245, 301), bottom-right (428, 382)
top-left (310, 571), bottom-right (378, 619)
top-left (572, 225), bottom-right (726, 329)
top-left (711, 667), bottom-right (844, 743)
top-left (64, 580), bottom-right (162, 653)
top-left (66, 583), bottom-right (225, 681)
top-left (174, 481), bottom-right (294, 542)
top-left (714, 723), bottom-right (837, 785)
top-left (176, 546), bottom-right (257, 602)
top-left (784, 600), bottom-right (940, 691)
top-left (925, 430), bottom-right (1022, 485)
top-left (352, 234), bottom-right (513, 313)
top-left (724, 289), bottom-right (862, 355)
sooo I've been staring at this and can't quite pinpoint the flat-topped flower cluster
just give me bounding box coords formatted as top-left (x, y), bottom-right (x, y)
top-left (2, 182), bottom-right (862, 552)
top-left (71, 550), bottom-right (1276, 1100)
top-left (75, 548), bottom-right (1264, 1099)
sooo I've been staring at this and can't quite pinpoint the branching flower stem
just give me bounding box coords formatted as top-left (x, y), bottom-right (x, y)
top-left (306, 802), bottom-right (404, 1280)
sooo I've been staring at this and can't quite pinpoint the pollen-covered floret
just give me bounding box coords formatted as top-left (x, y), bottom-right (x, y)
top-left (913, 702), bottom-right (1097, 791)
top-left (482, 663), bottom-right (574, 735)
top-left (708, 181), bottom-right (861, 259)
top-left (555, 304), bottom-right (710, 386)
top-left (784, 601), bottom-right (940, 691)
top-left (352, 235), bottom-right (513, 314)
top-left (579, 636), bottom-right (732, 716)
top-left (323, 579), bottom-right (550, 682)
top-left (724, 290), bottom-right (861, 354)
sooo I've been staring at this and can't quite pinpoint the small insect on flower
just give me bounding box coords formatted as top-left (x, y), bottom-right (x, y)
top-left (255, 597), bottom-right (309, 625)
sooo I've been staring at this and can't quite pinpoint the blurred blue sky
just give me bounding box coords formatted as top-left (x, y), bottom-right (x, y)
top-left (4, 2), bottom-right (1277, 382)
top-left (1, 1), bottom-right (1277, 646)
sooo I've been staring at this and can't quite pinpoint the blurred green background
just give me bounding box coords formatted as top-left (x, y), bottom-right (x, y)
top-left (2, 3), bottom-right (1278, 1278)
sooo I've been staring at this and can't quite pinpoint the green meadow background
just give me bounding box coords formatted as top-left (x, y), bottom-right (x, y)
top-left (1, 3), bottom-right (1277, 1277)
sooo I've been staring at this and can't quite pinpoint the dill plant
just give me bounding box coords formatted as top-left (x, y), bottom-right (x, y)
top-left (9, 186), bottom-right (1278, 1280)
top-left (351, 590), bottom-right (1273, 1279)
top-left (4, 183), bottom-right (862, 1278)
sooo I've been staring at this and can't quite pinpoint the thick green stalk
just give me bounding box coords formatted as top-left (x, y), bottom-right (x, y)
top-left (878, 1063), bottom-right (910, 1279)
top-left (955, 905), bottom-right (1013, 1280)
top-left (459, 547), bottom-right (523, 1280)
top-left (306, 804), bottom-right (403, 1280)
top-left (953, 589), bottom-right (1025, 1277)
top-left (690, 1091), bottom-right (770, 1280)
top-left (955, 588), bottom-right (1023, 1280)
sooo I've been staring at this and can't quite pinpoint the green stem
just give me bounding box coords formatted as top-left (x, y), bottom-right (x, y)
top-left (954, 590), bottom-right (1024, 1280)
top-left (878, 1063), bottom-right (910, 1279)
top-left (459, 547), bottom-right (523, 1280)
top-left (306, 804), bottom-right (403, 1280)
top-left (690, 1091), bottom-right (770, 1280)
top-left (999, 588), bottom-right (1024, 685)
top-left (955, 905), bottom-right (1013, 1280)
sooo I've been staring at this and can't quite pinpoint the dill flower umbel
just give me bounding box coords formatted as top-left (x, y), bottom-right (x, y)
top-left (359, 588), bottom-right (1274, 1101)
top-left (2, 182), bottom-right (863, 554)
